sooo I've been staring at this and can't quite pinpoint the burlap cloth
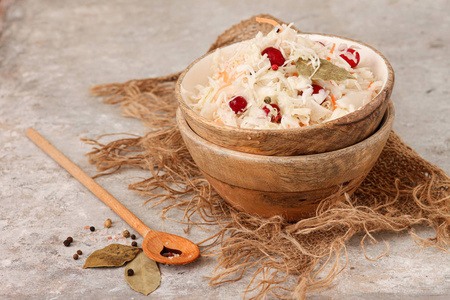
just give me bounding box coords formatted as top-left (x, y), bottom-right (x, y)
top-left (85, 15), bottom-right (449, 299)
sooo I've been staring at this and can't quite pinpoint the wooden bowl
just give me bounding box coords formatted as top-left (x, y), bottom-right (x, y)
top-left (176, 34), bottom-right (394, 156)
top-left (177, 101), bottom-right (395, 221)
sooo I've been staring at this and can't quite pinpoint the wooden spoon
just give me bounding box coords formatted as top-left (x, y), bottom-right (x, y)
top-left (26, 128), bottom-right (200, 265)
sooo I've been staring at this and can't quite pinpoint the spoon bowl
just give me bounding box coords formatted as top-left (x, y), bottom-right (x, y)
top-left (142, 229), bottom-right (200, 265)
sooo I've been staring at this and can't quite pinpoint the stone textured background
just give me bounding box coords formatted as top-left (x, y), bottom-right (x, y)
top-left (0, 0), bottom-right (449, 299)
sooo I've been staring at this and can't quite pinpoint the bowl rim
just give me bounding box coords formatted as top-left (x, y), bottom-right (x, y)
top-left (177, 100), bottom-right (395, 161)
top-left (175, 32), bottom-right (394, 134)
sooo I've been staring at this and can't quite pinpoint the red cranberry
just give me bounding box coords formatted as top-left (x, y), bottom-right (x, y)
top-left (261, 47), bottom-right (285, 67)
top-left (339, 48), bottom-right (360, 68)
top-left (271, 64), bottom-right (279, 71)
top-left (311, 84), bottom-right (324, 94)
top-left (229, 96), bottom-right (247, 114)
top-left (263, 104), bottom-right (281, 122)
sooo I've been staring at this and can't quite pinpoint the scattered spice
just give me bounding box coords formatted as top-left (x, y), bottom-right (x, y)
top-left (161, 252), bottom-right (181, 258)
top-left (264, 96), bottom-right (271, 104)
top-left (131, 241), bottom-right (137, 247)
top-left (123, 230), bottom-right (130, 238)
top-left (107, 236), bottom-right (112, 240)
top-left (77, 250), bottom-right (83, 255)
top-left (127, 269), bottom-right (134, 276)
top-left (90, 226), bottom-right (95, 232)
top-left (73, 254), bottom-right (79, 260)
top-left (131, 234), bottom-right (136, 240)
top-left (104, 219), bottom-right (112, 228)
top-left (84, 226), bottom-right (90, 230)
top-left (66, 237), bottom-right (73, 243)
top-left (63, 240), bottom-right (71, 247)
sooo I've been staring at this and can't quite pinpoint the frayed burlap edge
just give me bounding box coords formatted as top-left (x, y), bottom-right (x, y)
top-left (85, 15), bottom-right (450, 299)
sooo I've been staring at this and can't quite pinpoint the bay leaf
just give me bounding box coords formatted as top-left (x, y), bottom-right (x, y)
top-left (295, 58), bottom-right (355, 81)
top-left (83, 244), bottom-right (140, 269)
top-left (125, 251), bottom-right (161, 296)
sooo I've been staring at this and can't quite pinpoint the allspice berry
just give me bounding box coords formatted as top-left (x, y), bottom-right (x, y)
top-left (77, 250), bottom-right (82, 255)
top-left (127, 269), bottom-right (134, 276)
top-left (63, 240), bottom-right (71, 247)
top-left (131, 241), bottom-right (137, 247)
top-left (104, 218), bottom-right (112, 228)
top-left (130, 234), bottom-right (136, 240)
top-left (123, 230), bottom-right (130, 238)
top-left (73, 254), bottom-right (79, 260)
top-left (66, 237), bottom-right (73, 243)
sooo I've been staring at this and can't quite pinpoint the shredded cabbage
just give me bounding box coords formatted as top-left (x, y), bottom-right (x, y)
top-left (185, 23), bottom-right (382, 129)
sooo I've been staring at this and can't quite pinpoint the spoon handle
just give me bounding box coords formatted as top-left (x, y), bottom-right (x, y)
top-left (26, 128), bottom-right (151, 237)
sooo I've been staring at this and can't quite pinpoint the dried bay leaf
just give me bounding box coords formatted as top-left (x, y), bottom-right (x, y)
top-left (125, 251), bottom-right (161, 296)
top-left (295, 58), bottom-right (355, 81)
top-left (83, 244), bottom-right (140, 269)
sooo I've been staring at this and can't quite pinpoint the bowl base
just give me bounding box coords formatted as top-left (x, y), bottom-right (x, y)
top-left (203, 172), bottom-right (367, 222)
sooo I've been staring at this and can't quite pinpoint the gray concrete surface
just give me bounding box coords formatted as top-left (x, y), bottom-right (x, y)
top-left (1, 0), bottom-right (449, 299)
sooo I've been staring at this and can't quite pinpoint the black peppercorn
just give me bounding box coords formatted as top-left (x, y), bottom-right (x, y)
top-left (63, 240), bottom-right (71, 247)
top-left (127, 269), bottom-right (134, 276)
top-left (77, 250), bottom-right (82, 255)
top-left (131, 241), bottom-right (137, 247)
top-left (66, 237), bottom-right (73, 243)
top-left (131, 234), bottom-right (136, 240)
top-left (90, 226), bottom-right (95, 232)
top-left (73, 254), bottom-right (79, 260)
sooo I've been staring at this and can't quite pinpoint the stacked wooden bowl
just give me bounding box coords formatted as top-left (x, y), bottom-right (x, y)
top-left (176, 33), bottom-right (395, 221)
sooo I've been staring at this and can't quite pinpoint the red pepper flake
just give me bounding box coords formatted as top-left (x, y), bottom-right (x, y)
top-left (84, 226), bottom-right (90, 230)
top-left (107, 236), bottom-right (112, 240)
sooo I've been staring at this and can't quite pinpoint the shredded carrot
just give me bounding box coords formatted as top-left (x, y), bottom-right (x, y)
top-left (255, 17), bottom-right (280, 28)
top-left (330, 93), bottom-right (337, 110)
top-left (330, 43), bottom-right (336, 54)
top-left (326, 57), bottom-right (331, 61)
top-left (368, 81), bottom-right (373, 88)
top-left (292, 72), bottom-right (299, 77)
top-left (218, 71), bottom-right (229, 83)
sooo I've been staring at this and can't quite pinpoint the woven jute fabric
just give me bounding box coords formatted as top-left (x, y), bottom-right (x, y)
top-left (86, 15), bottom-right (450, 299)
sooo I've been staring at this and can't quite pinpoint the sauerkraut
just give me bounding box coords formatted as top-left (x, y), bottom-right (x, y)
top-left (183, 23), bottom-right (383, 129)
